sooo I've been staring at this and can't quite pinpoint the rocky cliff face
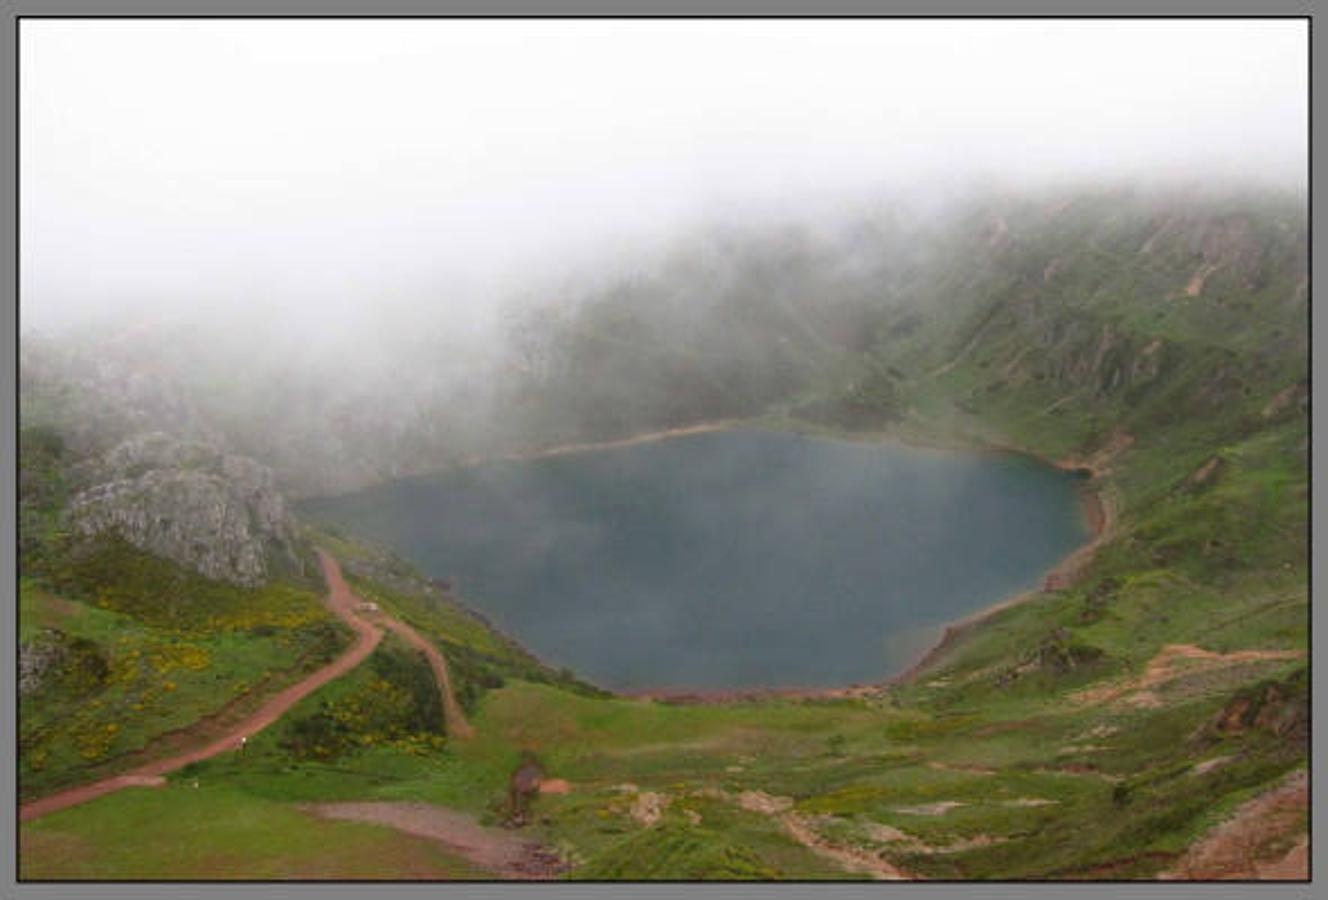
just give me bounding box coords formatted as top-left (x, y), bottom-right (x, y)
top-left (67, 432), bottom-right (298, 587)
top-left (18, 635), bottom-right (64, 697)
top-left (21, 341), bottom-right (302, 587)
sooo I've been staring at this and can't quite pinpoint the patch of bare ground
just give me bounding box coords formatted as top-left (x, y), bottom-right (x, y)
top-left (863, 822), bottom-right (913, 844)
top-left (629, 791), bottom-right (669, 827)
top-left (1071, 644), bottom-right (1305, 709)
top-left (1001, 797), bottom-right (1057, 808)
top-left (1057, 426), bottom-right (1135, 478)
top-left (1034, 764), bottom-right (1122, 783)
top-left (301, 802), bottom-right (568, 880)
top-left (892, 801), bottom-right (967, 817)
top-left (1254, 836), bottom-right (1309, 880)
top-left (780, 813), bottom-right (912, 881)
top-left (1183, 262), bottom-right (1220, 297)
top-left (1159, 768), bottom-right (1308, 881)
top-left (862, 820), bottom-right (1007, 856)
top-left (1262, 382), bottom-right (1306, 419)
top-left (1191, 755), bottom-right (1236, 777)
top-left (538, 778), bottom-right (571, 795)
top-left (1057, 744), bottom-right (1111, 756)
top-left (727, 790), bottom-right (911, 880)
top-left (922, 834), bottom-right (1008, 855)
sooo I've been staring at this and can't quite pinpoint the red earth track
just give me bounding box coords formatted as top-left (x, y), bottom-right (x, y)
top-left (20, 550), bottom-right (389, 823)
top-left (374, 614), bottom-right (473, 740)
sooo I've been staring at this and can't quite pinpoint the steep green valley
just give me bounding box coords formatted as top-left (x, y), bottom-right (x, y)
top-left (17, 187), bottom-right (1308, 880)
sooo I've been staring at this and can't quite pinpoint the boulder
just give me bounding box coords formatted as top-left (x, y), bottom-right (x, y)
top-left (68, 432), bottom-right (297, 587)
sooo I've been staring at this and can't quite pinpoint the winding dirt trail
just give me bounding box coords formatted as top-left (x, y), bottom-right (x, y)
top-left (20, 550), bottom-right (470, 822)
top-left (374, 614), bottom-right (473, 740)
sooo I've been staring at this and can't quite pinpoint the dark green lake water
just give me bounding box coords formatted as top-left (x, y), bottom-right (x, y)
top-left (300, 430), bottom-right (1091, 691)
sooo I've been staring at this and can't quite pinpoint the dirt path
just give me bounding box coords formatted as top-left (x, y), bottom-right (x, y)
top-left (374, 615), bottom-right (473, 739)
top-left (20, 550), bottom-right (474, 822)
top-left (302, 802), bottom-right (566, 879)
top-left (731, 790), bottom-right (911, 880)
top-left (1159, 768), bottom-right (1308, 880)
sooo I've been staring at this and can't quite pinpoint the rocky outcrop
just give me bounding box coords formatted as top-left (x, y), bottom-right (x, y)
top-left (19, 629), bottom-right (109, 697)
top-left (68, 432), bottom-right (298, 587)
top-left (18, 634), bottom-right (65, 697)
top-left (1206, 677), bottom-right (1308, 743)
top-left (21, 343), bottom-right (301, 586)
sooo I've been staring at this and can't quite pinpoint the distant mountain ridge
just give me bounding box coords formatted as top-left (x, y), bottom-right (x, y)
top-left (20, 185), bottom-right (1304, 503)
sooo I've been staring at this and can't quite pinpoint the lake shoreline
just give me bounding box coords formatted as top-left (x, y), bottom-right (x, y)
top-left (625, 476), bottom-right (1116, 704)
top-left (320, 415), bottom-right (1122, 705)
top-left (454, 420), bottom-right (743, 468)
top-left (601, 419), bottom-right (1124, 704)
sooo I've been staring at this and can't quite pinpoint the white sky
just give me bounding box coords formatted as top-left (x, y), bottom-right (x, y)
top-left (20, 19), bottom-right (1308, 338)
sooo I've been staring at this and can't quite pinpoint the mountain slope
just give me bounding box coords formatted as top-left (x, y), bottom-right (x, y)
top-left (17, 185), bottom-right (1308, 880)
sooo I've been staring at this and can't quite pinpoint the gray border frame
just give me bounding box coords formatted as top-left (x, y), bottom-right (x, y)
top-left (3, 3), bottom-right (1315, 900)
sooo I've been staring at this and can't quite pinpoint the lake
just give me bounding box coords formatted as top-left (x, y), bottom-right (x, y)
top-left (300, 429), bottom-right (1092, 691)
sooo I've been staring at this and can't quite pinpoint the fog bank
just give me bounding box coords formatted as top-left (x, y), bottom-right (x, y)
top-left (21, 20), bottom-right (1306, 339)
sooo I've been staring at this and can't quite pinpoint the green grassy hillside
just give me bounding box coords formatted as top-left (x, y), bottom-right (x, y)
top-left (18, 187), bottom-right (1307, 880)
top-left (16, 460), bottom-right (585, 805)
top-left (18, 536), bottom-right (346, 798)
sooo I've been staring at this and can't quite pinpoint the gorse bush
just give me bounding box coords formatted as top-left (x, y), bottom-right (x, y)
top-left (54, 536), bottom-right (329, 634)
top-left (279, 637), bottom-right (447, 762)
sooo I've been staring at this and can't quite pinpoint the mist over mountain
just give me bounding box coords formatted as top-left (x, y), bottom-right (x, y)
top-left (21, 181), bottom-right (1306, 500)
top-left (16, 20), bottom-right (1310, 882)
top-left (20, 21), bottom-right (1305, 492)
